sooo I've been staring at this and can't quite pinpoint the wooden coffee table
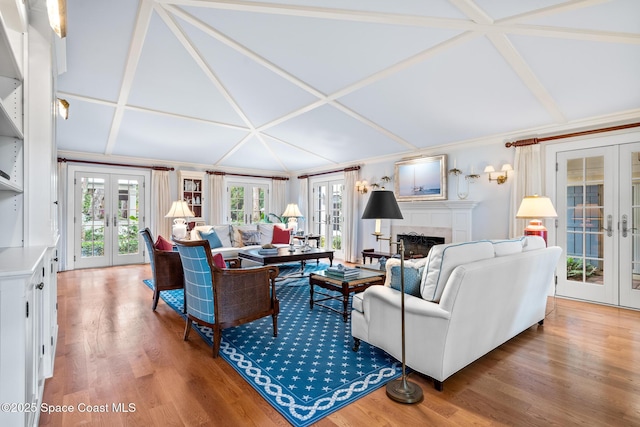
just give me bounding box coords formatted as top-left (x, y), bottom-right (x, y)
top-left (238, 247), bottom-right (334, 271)
top-left (309, 269), bottom-right (385, 322)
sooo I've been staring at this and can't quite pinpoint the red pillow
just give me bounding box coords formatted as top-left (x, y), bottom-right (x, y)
top-left (154, 235), bottom-right (174, 251)
top-left (271, 226), bottom-right (291, 244)
top-left (212, 253), bottom-right (227, 269)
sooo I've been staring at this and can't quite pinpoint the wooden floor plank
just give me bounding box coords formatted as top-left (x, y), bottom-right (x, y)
top-left (39, 264), bottom-right (640, 426)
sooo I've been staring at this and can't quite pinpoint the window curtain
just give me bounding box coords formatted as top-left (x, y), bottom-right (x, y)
top-left (509, 144), bottom-right (542, 238)
top-left (298, 177), bottom-right (309, 234)
top-left (209, 173), bottom-right (226, 224)
top-left (151, 170), bottom-right (172, 241)
top-left (342, 169), bottom-right (359, 263)
top-left (271, 179), bottom-right (286, 223)
top-left (57, 161), bottom-right (68, 271)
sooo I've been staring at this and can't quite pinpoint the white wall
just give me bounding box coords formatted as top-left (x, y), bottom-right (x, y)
top-left (289, 139), bottom-right (521, 258)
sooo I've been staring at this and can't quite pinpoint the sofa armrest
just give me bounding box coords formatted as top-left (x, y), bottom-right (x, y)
top-left (363, 285), bottom-right (450, 323)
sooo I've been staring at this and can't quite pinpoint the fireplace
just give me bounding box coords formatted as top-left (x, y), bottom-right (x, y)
top-left (396, 233), bottom-right (445, 258)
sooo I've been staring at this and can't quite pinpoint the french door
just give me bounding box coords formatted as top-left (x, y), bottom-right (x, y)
top-left (227, 180), bottom-right (269, 224)
top-left (556, 142), bottom-right (639, 308)
top-left (74, 172), bottom-right (145, 269)
top-left (311, 179), bottom-right (344, 260)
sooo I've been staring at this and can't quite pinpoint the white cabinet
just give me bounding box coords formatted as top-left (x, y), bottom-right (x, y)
top-left (0, 246), bottom-right (57, 427)
top-left (179, 170), bottom-right (205, 222)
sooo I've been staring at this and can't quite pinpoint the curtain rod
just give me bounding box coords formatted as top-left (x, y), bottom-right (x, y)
top-left (57, 157), bottom-right (174, 171)
top-left (298, 165), bottom-right (360, 179)
top-left (206, 170), bottom-right (289, 180)
top-left (505, 122), bottom-right (640, 148)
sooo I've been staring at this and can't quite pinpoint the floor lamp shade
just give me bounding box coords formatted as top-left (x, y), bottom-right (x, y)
top-left (516, 195), bottom-right (558, 245)
top-left (361, 190), bottom-right (403, 220)
top-left (361, 190), bottom-right (423, 403)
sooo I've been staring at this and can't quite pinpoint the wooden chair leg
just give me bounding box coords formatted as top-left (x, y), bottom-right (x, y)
top-left (352, 338), bottom-right (360, 352)
top-left (212, 326), bottom-right (221, 358)
top-left (183, 319), bottom-right (192, 341)
top-left (272, 313), bottom-right (278, 337)
top-left (152, 289), bottom-right (160, 311)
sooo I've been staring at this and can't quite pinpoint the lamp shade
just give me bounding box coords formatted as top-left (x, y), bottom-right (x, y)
top-left (165, 200), bottom-right (195, 218)
top-left (516, 195), bottom-right (558, 219)
top-left (362, 190), bottom-right (403, 220)
top-left (282, 203), bottom-right (302, 218)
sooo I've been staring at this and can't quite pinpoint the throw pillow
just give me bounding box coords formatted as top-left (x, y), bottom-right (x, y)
top-left (272, 226), bottom-right (291, 244)
top-left (390, 266), bottom-right (423, 297)
top-left (212, 253), bottom-right (226, 269)
top-left (199, 229), bottom-right (223, 249)
top-left (492, 237), bottom-right (525, 257)
top-left (154, 235), bottom-right (174, 251)
top-left (240, 230), bottom-right (261, 246)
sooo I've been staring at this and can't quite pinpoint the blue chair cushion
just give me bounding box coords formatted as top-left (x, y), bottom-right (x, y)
top-left (200, 229), bottom-right (223, 249)
top-left (390, 266), bottom-right (423, 297)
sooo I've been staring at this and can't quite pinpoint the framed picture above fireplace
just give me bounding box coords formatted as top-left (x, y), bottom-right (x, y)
top-left (394, 154), bottom-right (448, 201)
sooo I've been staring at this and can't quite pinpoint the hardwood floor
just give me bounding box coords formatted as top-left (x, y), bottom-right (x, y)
top-left (40, 264), bottom-right (640, 426)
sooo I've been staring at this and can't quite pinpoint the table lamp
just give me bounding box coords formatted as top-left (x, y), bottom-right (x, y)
top-left (361, 190), bottom-right (423, 404)
top-left (282, 203), bottom-right (303, 234)
top-left (165, 200), bottom-right (195, 239)
top-left (516, 195), bottom-right (558, 245)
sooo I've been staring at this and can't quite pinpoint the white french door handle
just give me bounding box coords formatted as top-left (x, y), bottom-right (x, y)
top-left (602, 215), bottom-right (613, 237)
top-left (622, 214), bottom-right (636, 238)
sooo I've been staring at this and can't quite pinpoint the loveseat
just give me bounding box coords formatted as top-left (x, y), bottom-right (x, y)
top-left (189, 223), bottom-right (292, 259)
top-left (351, 236), bottom-right (562, 390)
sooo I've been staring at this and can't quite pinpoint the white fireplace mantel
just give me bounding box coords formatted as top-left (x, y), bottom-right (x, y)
top-left (391, 200), bottom-right (479, 243)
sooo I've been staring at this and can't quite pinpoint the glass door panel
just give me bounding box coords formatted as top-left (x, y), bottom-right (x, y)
top-left (557, 147), bottom-right (616, 305)
top-left (74, 172), bottom-right (145, 269)
top-left (227, 181), bottom-right (268, 224)
top-left (619, 142), bottom-right (640, 308)
top-left (312, 179), bottom-right (344, 259)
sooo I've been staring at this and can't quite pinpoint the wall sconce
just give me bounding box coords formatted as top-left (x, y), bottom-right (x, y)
top-left (46, 0), bottom-right (67, 38)
top-left (448, 165), bottom-right (480, 199)
top-left (355, 180), bottom-right (368, 194)
top-left (57, 98), bottom-right (69, 120)
top-left (484, 164), bottom-right (513, 184)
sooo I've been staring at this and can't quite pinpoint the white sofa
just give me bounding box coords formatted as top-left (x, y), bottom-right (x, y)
top-left (190, 223), bottom-right (290, 259)
top-left (351, 236), bottom-right (562, 391)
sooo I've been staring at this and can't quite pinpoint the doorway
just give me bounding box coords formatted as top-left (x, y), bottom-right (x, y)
top-left (311, 179), bottom-right (345, 260)
top-left (73, 171), bottom-right (146, 269)
top-left (555, 140), bottom-right (639, 309)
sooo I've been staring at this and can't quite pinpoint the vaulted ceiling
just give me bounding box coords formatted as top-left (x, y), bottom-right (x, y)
top-left (55, 0), bottom-right (640, 173)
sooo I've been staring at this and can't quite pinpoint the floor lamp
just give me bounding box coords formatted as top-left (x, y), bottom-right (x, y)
top-left (362, 190), bottom-right (424, 404)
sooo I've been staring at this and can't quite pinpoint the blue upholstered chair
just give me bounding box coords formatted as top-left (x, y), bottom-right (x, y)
top-left (174, 239), bottom-right (280, 358)
top-left (140, 228), bottom-right (185, 311)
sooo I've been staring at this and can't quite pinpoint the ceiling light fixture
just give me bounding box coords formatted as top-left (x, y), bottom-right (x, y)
top-left (46, 0), bottom-right (67, 38)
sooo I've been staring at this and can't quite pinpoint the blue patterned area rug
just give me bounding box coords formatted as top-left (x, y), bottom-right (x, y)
top-left (143, 262), bottom-right (401, 427)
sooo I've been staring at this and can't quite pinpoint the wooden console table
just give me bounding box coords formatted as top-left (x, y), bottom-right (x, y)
top-left (361, 249), bottom-right (394, 264)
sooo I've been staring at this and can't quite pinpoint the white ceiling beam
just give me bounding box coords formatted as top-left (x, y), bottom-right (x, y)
top-left (487, 33), bottom-right (566, 124)
top-left (448, 0), bottom-right (493, 24)
top-left (498, 0), bottom-right (613, 25)
top-left (159, 0), bottom-right (479, 30)
top-left (260, 133), bottom-right (340, 165)
top-left (213, 132), bottom-right (254, 165)
top-left (497, 24), bottom-right (640, 45)
top-left (155, 5), bottom-right (255, 131)
top-left (166, 5), bottom-right (327, 99)
top-left (104, 0), bottom-right (155, 156)
top-left (255, 133), bottom-right (288, 171)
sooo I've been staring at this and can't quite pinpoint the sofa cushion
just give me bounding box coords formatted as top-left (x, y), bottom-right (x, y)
top-left (200, 229), bottom-right (223, 249)
top-left (492, 237), bottom-right (525, 257)
top-left (390, 266), bottom-right (423, 297)
top-left (154, 235), bottom-right (174, 251)
top-left (421, 241), bottom-right (495, 302)
top-left (192, 225), bottom-right (233, 247)
top-left (240, 229), bottom-right (261, 246)
top-left (272, 225), bottom-right (291, 244)
top-left (523, 235), bottom-right (546, 251)
top-left (212, 253), bottom-right (226, 269)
